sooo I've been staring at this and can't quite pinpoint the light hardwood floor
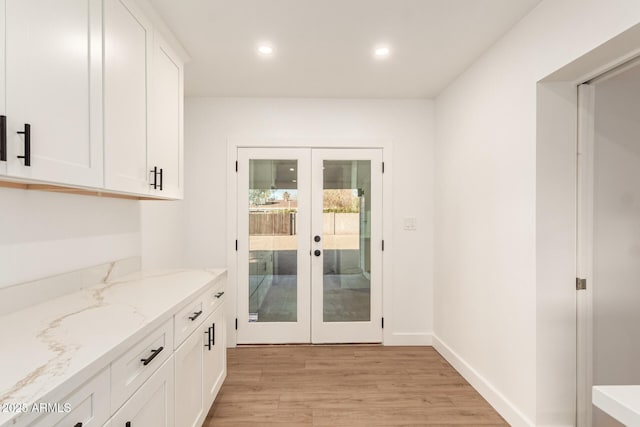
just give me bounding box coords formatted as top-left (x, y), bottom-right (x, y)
top-left (204, 345), bottom-right (508, 426)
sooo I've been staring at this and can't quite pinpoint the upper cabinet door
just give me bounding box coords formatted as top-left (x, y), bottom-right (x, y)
top-left (0, 0), bottom-right (7, 176)
top-left (148, 35), bottom-right (184, 199)
top-left (104, 0), bottom-right (152, 194)
top-left (4, 0), bottom-right (103, 187)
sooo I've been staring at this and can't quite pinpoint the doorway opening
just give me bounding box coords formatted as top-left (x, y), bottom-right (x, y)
top-left (236, 148), bottom-right (383, 344)
top-left (576, 57), bottom-right (640, 426)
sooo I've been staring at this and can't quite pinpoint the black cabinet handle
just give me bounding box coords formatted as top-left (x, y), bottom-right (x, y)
top-left (314, 249), bottom-right (321, 257)
top-left (211, 323), bottom-right (215, 346)
top-left (159, 168), bottom-right (163, 191)
top-left (0, 115), bottom-right (6, 161)
top-left (126, 422), bottom-right (131, 427)
top-left (314, 235), bottom-right (321, 242)
top-left (204, 327), bottom-right (212, 350)
top-left (150, 166), bottom-right (158, 189)
top-left (140, 346), bottom-right (163, 366)
top-left (214, 291), bottom-right (224, 299)
top-left (188, 310), bottom-right (203, 321)
top-left (74, 423), bottom-right (82, 427)
top-left (16, 123), bottom-right (30, 166)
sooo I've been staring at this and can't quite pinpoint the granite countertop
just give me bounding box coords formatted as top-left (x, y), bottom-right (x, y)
top-left (0, 268), bottom-right (226, 426)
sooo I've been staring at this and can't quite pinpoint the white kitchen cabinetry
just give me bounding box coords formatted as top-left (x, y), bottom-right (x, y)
top-left (175, 320), bottom-right (206, 427)
top-left (175, 303), bottom-right (226, 427)
top-left (103, 0), bottom-right (152, 195)
top-left (30, 368), bottom-right (110, 427)
top-left (0, 0), bottom-right (103, 187)
top-left (0, 1), bottom-right (6, 176)
top-left (203, 305), bottom-right (226, 409)
top-left (148, 34), bottom-right (184, 199)
top-left (110, 357), bottom-right (175, 427)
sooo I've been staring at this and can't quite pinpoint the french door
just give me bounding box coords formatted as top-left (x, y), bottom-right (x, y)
top-left (237, 148), bottom-right (383, 344)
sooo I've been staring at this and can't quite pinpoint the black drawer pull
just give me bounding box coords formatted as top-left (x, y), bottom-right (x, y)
top-left (126, 422), bottom-right (131, 427)
top-left (16, 123), bottom-right (30, 166)
top-left (214, 291), bottom-right (225, 299)
top-left (0, 115), bottom-right (6, 161)
top-left (211, 322), bottom-right (215, 346)
top-left (188, 310), bottom-right (203, 321)
top-left (159, 167), bottom-right (163, 191)
top-left (74, 423), bottom-right (82, 427)
top-left (140, 346), bottom-right (164, 366)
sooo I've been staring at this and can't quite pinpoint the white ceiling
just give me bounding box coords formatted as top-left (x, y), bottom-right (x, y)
top-left (148, 0), bottom-right (542, 98)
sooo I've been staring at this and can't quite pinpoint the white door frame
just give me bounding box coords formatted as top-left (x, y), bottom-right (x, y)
top-left (576, 83), bottom-right (595, 427)
top-left (226, 137), bottom-right (393, 347)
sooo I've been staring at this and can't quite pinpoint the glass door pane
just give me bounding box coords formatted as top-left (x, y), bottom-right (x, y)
top-left (322, 160), bottom-right (371, 322)
top-left (249, 159), bottom-right (298, 323)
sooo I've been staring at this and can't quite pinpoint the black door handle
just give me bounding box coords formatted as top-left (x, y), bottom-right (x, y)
top-left (150, 166), bottom-right (158, 189)
top-left (314, 235), bottom-right (321, 242)
top-left (204, 327), bottom-right (212, 350)
top-left (126, 422), bottom-right (131, 427)
top-left (16, 123), bottom-right (30, 166)
top-left (211, 323), bottom-right (215, 346)
top-left (158, 168), bottom-right (163, 191)
top-left (140, 346), bottom-right (164, 366)
top-left (0, 115), bottom-right (6, 161)
top-left (314, 250), bottom-right (321, 257)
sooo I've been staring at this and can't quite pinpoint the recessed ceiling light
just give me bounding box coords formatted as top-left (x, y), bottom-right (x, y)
top-left (292, 179), bottom-right (297, 183)
top-left (289, 168), bottom-right (295, 171)
top-left (374, 46), bottom-right (390, 58)
top-left (257, 44), bottom-right (274, 56)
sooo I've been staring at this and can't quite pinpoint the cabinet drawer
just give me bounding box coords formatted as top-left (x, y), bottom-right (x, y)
top-left (204, 281), bottom-right (225, 316)
top-left (111, 318), bottom-right (173, 412)
top-left (174, 294), bottom-right (206, 348)
top-left (30, 367), bottom-right (109, 427)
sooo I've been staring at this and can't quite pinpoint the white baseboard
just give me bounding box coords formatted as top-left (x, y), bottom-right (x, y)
top-left (432, 334), bottom-right (535, 427)
top-left (384, 332), bottom-right (433, 346)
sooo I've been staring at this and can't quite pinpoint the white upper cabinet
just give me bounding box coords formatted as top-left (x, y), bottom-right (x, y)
top-left (2, 0), bottom-right (103, 187)
top-left (0, 1), bottom-right (7, 176)
top-left (148, 35), bottom-right (184, 199)
top-left (0, 0), bottom-right (184, 199)
top-left (104, 0), bottom-right (152, 195)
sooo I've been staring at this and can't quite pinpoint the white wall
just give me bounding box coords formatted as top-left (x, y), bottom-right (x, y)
top-left (434, 0), bottom-right (640, 425)
top-left (181, 98), bottom-right (435, 345)
top-left (0, 188), bottom-right (140, 288)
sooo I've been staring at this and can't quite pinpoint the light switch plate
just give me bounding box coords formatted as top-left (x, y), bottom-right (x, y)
top-left (403, 217), bottom-right (417, 231)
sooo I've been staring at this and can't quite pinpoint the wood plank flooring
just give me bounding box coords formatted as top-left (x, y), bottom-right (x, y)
top-left (203, 345), bottom-right (508, 426)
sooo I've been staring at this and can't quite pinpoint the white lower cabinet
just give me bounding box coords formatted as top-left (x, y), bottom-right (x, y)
top-left (109, 356), bottom-right (175, 427)
top-left (174, 319), bottom-right (206, 427)
top-left (203, 307), bottom-right (226, 409)
top-left (30, 368), bottom-right (110, 427)
top-left (175, 304), bottom-right (226, 427)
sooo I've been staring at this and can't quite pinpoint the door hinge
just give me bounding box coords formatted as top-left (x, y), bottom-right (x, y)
top-left (381, 317), bottom-right (384, 329)
top-left (382, 162), bottom-right (385, 173)
top-left (235, 161), bottom-right (238, 172)
top-left (235, 239), bottom-right (238, 251)
top-left (235, 318), bottom-right (238, 330)
top-left (576, 277), bottom-right (587, 290)
top-left (382, 240), bottom-right (385, 251)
